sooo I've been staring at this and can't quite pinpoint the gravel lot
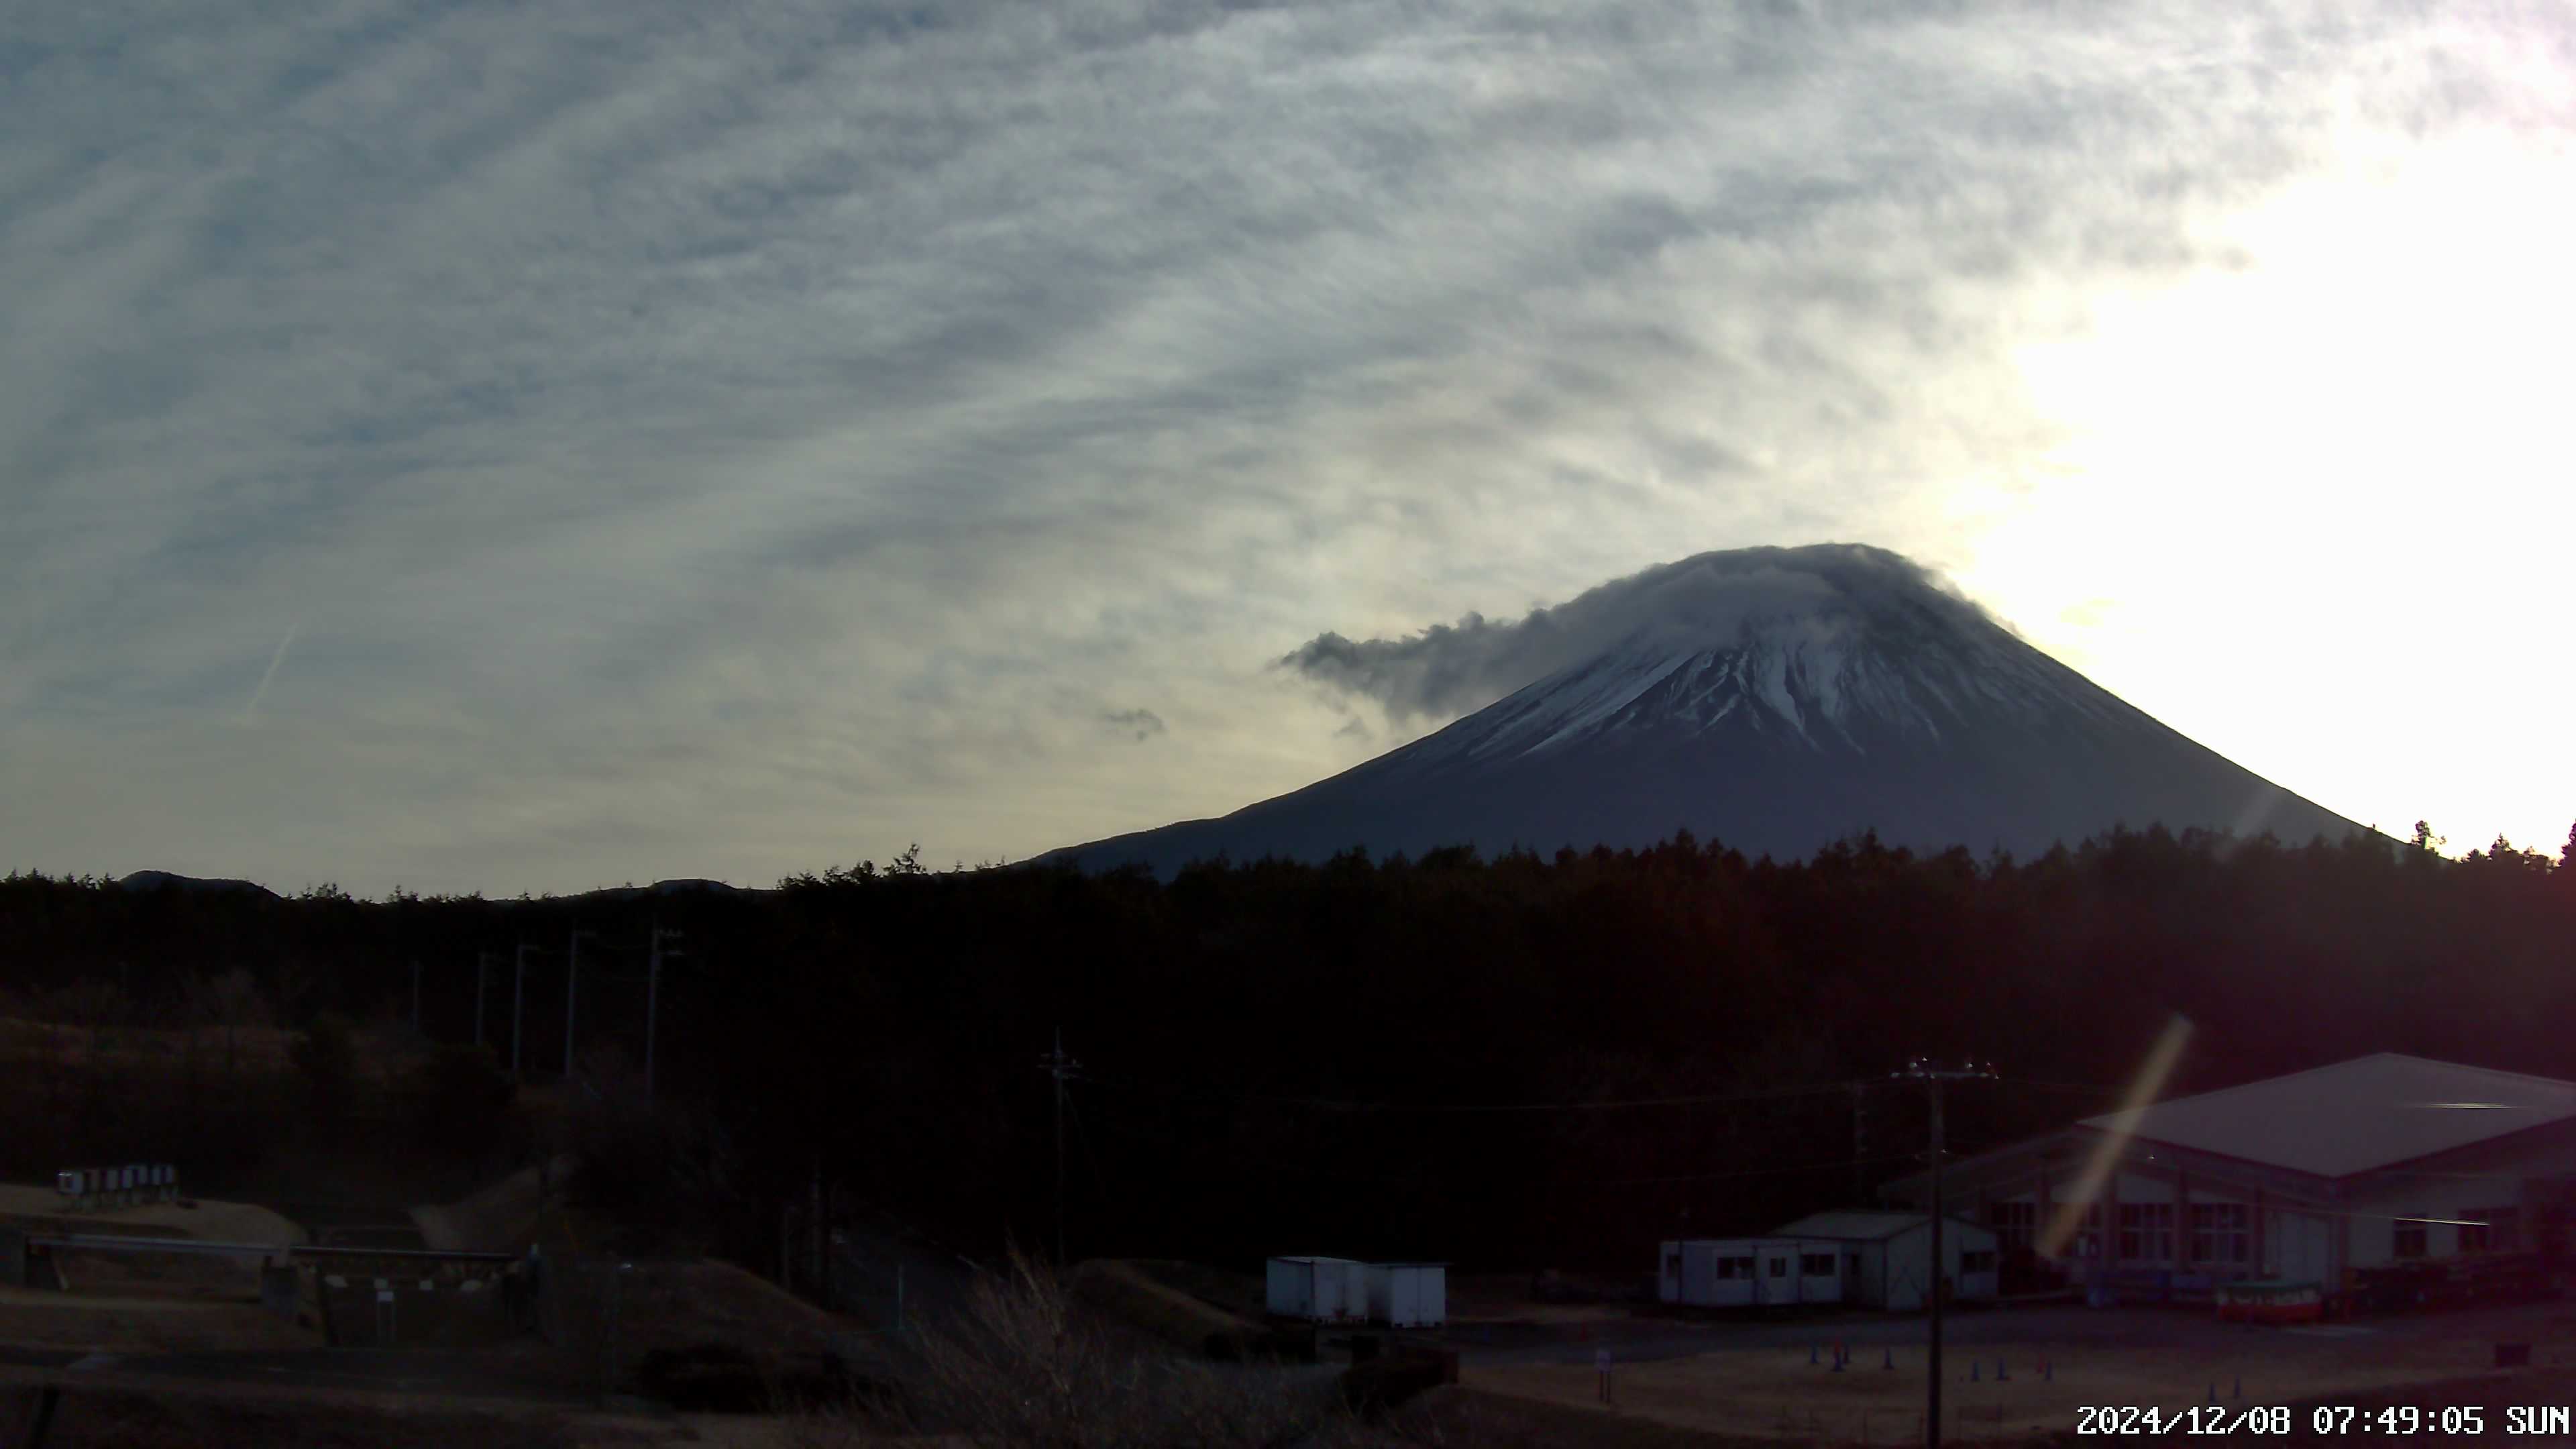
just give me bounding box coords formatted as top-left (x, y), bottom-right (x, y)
top-left (1443, 1299), bottom-right (2576, 1444)
top-left (1453, 1297), bottom-right (2576, 1367)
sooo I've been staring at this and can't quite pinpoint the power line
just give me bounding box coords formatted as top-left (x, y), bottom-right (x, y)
top-left (1079, 1070), bottom-right (1872, 1115)
top-left (1994, 1075), bottom-right (2129, 1097)
top-left (1586, 1151), bottom-right (1933, 1188)
top-left (1085, 1110), bottom-right (1923, 1188)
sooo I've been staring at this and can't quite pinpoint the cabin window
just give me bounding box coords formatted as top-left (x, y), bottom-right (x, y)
top-left (1987, 1201), bottom-right (2036, 1252)
top-left (2393, 1220), bottom-right (2428, 1259)
top-left (2190, 1203), bottom-right (2250, 1264)
top-left (1718, 1256), bottom-right (1755, 1279)
top-left (1801, 1253), bottom-right (1835, 1276)
top-left (1770, 1256), bottom-right (1790, 1277)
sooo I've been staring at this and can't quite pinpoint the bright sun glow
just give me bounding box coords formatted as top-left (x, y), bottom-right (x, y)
top-left (1960, 129), bottom-right (2576, 855)
top-left (2041, 1014), bottom-right (2193, 1260)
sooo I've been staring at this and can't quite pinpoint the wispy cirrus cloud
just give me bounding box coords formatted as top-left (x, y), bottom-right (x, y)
top-left (1104, 708), bottom-right (1168, 742)
top-left (237, 621), bottom-right (299, 726)
top-left (2, 0), bottom-right (2566, 892)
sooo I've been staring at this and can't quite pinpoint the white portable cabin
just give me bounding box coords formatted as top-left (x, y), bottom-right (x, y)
top-left (1772, 1212), bottom-right (2000, 1312)
top-left (1267, 1256), bottom-right (1371, 1323)
top-left (1658, 1238), bottom-right (1851, 1307)
top-left (1365, 1263), bottom-right (1447, 1328)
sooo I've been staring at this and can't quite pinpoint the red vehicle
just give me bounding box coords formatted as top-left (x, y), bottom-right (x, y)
top-left (2215, 1279), bottom-right (2324, 1325)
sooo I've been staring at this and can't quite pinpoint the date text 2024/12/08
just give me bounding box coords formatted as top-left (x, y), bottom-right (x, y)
top-left (2078, 1404), bottom-right (2575, 1434)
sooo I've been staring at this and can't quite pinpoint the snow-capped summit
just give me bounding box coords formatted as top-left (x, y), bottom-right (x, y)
top-left (1042, 543), bottom-right (2369, 876)
top-left (1405, 547), bottom-right (2126, 767)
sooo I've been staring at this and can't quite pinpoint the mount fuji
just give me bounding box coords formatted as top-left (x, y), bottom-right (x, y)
top-left (1041, 544), bottom-right (2370, 876)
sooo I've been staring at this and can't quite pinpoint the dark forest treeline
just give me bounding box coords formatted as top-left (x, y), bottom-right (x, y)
top-left (3, 820), bottom-right (2571, 1272)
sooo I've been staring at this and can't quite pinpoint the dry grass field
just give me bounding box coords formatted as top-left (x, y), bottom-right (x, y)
top-left (1073, 1260), bottom-right (1269, 1353)
top-left (1466, 1330), bottom-right (2576, 1444)
top-left (525, 1254), bottom-right (863, 1405)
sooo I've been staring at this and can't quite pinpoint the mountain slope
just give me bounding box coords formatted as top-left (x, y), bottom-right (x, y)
top-left (115, 869), bottom-right (282, 898)
top-left (1042, 543), bottom-right (2369, 876)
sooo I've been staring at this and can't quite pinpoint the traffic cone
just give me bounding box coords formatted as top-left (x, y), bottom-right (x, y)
top-left (1883, 1347), bottom-right (1896, 1371)
top-left (1832, 1350), bottom-right (1845, 1373)
top-left (1971, 1360), bottom-right (1981, 1383)
top-left (2043, 1357), bottom-right (2053, 1383)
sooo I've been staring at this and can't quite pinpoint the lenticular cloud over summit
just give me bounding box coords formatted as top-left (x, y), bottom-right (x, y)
top-left (1049, 543), bottom-right (2369, 876)
top-left (1281, 545), bottom-right (2002, 724)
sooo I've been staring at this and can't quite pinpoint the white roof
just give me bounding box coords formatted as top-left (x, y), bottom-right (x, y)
top-left (1773, 1211), bottom-right (1988, 1242)
top-left (2081, 1054), bottom-right (2576, 1179)
top-left (1667, 1236), bottom-right (1849, 1248)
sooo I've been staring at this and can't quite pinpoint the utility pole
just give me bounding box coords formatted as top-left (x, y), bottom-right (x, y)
top-left (475, 950), bottom-right (492, 1049)
top-left (513, 943), bottom-right (534, 1080)
top-left (564, 929), bottom-right (596, 1079)
top-left (1852, 1081), bottom-right (1869, 1204)
top-left (811, 1158), bottom-right (827, 1309)
top-left (1894, 1058), bottom-right (1996, 1449)
top-left (1037, 1028), bottom-right (1082, 1267)
top-left (646, 924), bottom-right (682, 1097)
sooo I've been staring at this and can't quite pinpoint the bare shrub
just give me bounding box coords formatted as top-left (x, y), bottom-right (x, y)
top-left (802, 1248), bottom-right (1379, 1449)
top-left (397, 1044), bottom-right (515, 1154)
top-left (186, 967), bottom-right (275, 1075)
top-left (290, 1010), bottom-right (359, 1122)
top-left (42, 979), bottom-right (131, 1026)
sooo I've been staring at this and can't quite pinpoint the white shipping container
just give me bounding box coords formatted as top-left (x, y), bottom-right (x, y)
top-left (1365, 1263), bottom-right (1447, 1328)
top-left (1266, 1256), bottom-right (1370, 1322)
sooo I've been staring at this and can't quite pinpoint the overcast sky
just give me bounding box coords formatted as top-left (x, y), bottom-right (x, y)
top-left (5, 0), bottom-right (2571, 897)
